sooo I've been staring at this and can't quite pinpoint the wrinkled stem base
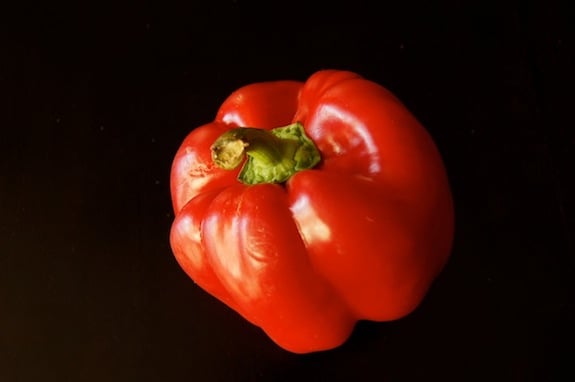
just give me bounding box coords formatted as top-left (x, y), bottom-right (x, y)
top-left (211, 122), bottom-right (321, 185)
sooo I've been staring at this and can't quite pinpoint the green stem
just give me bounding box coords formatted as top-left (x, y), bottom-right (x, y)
top-left (210, 122), bottom-right (321, 185)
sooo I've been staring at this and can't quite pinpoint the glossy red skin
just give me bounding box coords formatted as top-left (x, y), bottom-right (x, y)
top-left (170, 70), bottom-right (454, 353)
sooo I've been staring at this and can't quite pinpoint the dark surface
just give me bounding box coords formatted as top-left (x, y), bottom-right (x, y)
top-left (1, 1), bottom-right (574, 381)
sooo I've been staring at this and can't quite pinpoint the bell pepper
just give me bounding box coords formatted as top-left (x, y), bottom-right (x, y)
top-left (169, 70), bottom-right (454, 354)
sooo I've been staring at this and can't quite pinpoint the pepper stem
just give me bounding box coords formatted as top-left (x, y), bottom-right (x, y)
top-left (211, 122), bottom-right (321, 185)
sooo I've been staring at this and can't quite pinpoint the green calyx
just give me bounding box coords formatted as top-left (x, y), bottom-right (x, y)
top-left (210, 122), bottom-right (321, 185)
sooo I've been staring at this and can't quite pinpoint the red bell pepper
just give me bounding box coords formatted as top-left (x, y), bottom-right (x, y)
top-left (170, 70), bottom-right (454, 353)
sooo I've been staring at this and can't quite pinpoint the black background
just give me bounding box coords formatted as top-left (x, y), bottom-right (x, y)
top-left (1, 0), bottom-right (574, 381)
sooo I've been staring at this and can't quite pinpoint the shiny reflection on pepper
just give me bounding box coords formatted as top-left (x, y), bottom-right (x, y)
top-left (316, 103), bottom-right (381, 174)
top-left (187, 158), bottom-right (212, 187)
top-left (221, 109), bottom-right (246, 127)
top-left (175, 213), bottom-right (204, 269)
top-left (204, 214), bottom-right (264, 301)
top-left (290, 194), bottom-right (331, 245)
